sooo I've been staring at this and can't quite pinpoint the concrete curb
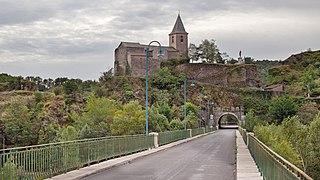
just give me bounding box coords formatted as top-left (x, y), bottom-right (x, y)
top-left (236, 130), bottom-right (262, 180)
top-left (48, 131), bottom-right (216, 180)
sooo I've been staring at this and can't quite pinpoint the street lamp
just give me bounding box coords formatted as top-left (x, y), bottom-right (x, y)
top-left (199, 91), bottom-right (207, 128)
top-left (211, 100), bottom-right (215, 127)
top-left (183, 79), bottom-right (196, 130)
top-left (145, 41), bottom-right (163, 136)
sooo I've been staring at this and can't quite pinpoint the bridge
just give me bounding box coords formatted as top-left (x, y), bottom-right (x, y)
top-left (0, 127), bottom-right (312, 180)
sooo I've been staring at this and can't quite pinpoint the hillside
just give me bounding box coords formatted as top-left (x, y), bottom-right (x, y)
top-left (266, 50), bottom-right (320, 97)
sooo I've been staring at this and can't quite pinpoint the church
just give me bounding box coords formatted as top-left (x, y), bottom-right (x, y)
top-left (114, 14), bottom-right (188, 76)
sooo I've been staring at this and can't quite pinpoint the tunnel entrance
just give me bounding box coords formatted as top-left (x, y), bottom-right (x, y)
top-left (218, 113), bottom-right (239, 129)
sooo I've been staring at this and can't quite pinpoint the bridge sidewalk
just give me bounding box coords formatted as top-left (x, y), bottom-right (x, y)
top-left (236, 130), bottom-right (262, 180)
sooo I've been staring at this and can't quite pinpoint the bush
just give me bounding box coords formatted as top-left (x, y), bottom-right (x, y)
top-left (243, 110), bottom-right (266, 132)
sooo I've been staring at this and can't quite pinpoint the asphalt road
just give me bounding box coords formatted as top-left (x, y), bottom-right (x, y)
top-left (83, 129), bottom-right (236, 180)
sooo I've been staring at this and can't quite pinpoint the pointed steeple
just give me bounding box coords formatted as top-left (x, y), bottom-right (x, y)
top-left (170, 13), bottom-right (187, 34)
top-left (169, 13), bottom-right (188, 57)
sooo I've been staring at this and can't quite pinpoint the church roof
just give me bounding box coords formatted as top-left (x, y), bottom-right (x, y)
top-left (118, 42), bottom-right (177, 51)
top-left (170, 14), bottom-right (187, 34)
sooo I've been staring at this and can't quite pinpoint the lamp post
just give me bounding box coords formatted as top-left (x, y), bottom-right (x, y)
top-left (211, 100), bottom-right (214, 127)
top-left (183, 79), bottom-right (195, 130)
top-left (184, 79), bottom-right (187, 130)
top-left (199, 91), bottom-right (207, 128)
top-left (145, 41), bottom-right (163, 135)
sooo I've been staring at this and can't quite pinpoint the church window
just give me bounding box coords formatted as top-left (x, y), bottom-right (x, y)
top-left (171, 36), bottom-right (174, 43)
top-left (180, 36), bottom-right (183, 42)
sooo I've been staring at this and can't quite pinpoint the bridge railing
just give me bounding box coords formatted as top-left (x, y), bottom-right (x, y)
top-left (0, 127), bottom-right (217, 179)
top-left (239, 127), bottom-right (313, 180)
top-left (0, 134), bottom-right (154, 180)
top-left (158, 130), bottom-right (190, 146)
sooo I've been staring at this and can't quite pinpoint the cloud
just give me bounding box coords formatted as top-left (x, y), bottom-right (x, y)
top-left (0, 0), bottom-right (320, 79)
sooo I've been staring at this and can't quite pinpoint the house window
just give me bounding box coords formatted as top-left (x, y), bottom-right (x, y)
top-left (171, 36), bottom-right (174, 43)
top-left (180, 36), bottom-right (183, 42)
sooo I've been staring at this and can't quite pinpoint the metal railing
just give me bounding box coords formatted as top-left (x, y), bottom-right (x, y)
top-left (158, 130), bottom-right (190, 146)
top-left (239, 127), bottom-right (313, 180)
top-left (0, 134), bottom-right (154, 180)
top-left (0, 128), bottom-right (217, 180)
top-left (205, 127), bottom-right (217, 133)
top-left (191, 128), bottom-right (205, 137)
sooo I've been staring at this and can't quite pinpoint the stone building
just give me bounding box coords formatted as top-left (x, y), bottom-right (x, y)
top-left (114, 14), bottom-right (188, 76)
top-left (113, 14), bottom-right (260, 88)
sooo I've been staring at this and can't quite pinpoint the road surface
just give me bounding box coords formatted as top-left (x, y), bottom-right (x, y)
top-left (83, 129), bottom-right (236, 180)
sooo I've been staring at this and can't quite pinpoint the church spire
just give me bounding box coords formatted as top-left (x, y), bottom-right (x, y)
top-left (170, 13), bottom-right (187, 34)
top-left (169, 13), bottom-right (188, 57)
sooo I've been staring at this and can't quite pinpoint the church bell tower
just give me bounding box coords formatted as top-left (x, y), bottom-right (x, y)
top-left (169, 13), bottom-right (188, 57)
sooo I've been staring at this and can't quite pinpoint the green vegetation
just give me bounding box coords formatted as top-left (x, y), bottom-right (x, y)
top-left (1, 49), bottom-right (320, 177)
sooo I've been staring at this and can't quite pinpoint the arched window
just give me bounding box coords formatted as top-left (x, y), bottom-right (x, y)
top-left (171, 36), bottom-right (174, 43)
top-left (180, 36), bottom-right (183, 42)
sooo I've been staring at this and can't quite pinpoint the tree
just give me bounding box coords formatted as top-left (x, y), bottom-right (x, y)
top-left (149, 105), bottom-right (169, 132)
top-left (151, 67), bottom-right (184, 90)
top-left (297, 102), bottom-right (319, 124)
top-left (76, 97), bottom-right (120, 137)
top-left (189, 39), bottom-right (223, 63)
top-left (169, 118), bottom-right (184, 130)
top-left (111, 101), bottom-right (145, 135)
top-left (1, 98), bottom-right (38, 146)
top-left (268, 95), bottom-right (298, 124)
top-left (307, 113), bottom-right (320, 178)
top-left (300, 65), bottom-right (318, 98)
top-left (243, 110), bottom-right (266, 132)
top-left (281, 116), bottom-right (309, 172)
top-left (58, 125), bottom-right (77, 141)
top-left (244, 57), bottom-right (255, 64)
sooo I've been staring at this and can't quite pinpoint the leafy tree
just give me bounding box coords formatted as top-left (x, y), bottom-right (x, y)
top-left (254, 125), bottom-right (301, 166)
top-left (300, 65), bottom-right (318, 98)
top-left (157, 103), bottom-right (173, 121)
top-left (38, 121), bottom-right (60, 144)
top-left (111, 101), bottom-right (145, 135)
top-left (189, 39), bottom-right (223, 63)
top-left (186, 111), bottom-right (198, 129)
top-left (169, 118), bottom-right (184, 130)
top-left (281, 116), bottom-right (309, 172)
top-left (268, 95), bottom-right (298, 124)
top-left (1, 98), bottom-right (38, 146)
top-left (58, 125), bottom-right (77, 141)
top-left (297, 102), bottom-right (319, 124)
top-left (78, 124), bottom-right (93, 139)
top-left (76, 97), bottom-right (120, 137)
top-left (244, 57), bottom-right (255, 64)
top-left (149, 105), bottom-right (169, 132)
top-left (151, 67), bottom-right (184, 90)
top-left (307, 113), bottom-right (320, 178)
top-left (63, 79), bottom-right (80, 95)
top-left (99, 68), bottom-right (113, 83)
top-left (243, 110), bottom-right (266, 132)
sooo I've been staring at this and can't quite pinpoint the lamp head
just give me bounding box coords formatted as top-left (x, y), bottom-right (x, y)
top-left (190, 80), bottom-right (195, 87)
top-left (157, 48), bottom-right (164, 57)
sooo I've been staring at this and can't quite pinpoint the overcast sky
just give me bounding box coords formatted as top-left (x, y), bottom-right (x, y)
top-left (0, 0), bottom-right (319, 80)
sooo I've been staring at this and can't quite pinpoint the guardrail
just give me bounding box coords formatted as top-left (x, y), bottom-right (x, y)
top-left (0, 135), bottom-right (154, 180)
top-left (191, 128), bottom-right (205, 137)
top-left (239, 127), bottom-right (313, 180)
top-left (0, 128), bottom-right (217, 180)
top-left (158, 130), bottom-right (190, 146)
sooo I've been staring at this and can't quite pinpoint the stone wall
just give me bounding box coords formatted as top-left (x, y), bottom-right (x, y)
top-left (176, 63), bottom-right (259, 88)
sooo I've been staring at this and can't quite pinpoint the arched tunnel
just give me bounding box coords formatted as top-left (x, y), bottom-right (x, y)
top-left (217, 112), bottom-right (239, 129)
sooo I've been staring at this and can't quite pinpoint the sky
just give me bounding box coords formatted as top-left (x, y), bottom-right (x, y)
top-left (0, 0), bottom-right (319, 80)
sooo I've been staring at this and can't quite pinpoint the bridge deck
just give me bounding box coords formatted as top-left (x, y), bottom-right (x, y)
top-left (236, 130), bottom-right (262, 180)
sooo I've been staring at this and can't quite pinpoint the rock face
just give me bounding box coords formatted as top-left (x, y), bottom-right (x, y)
top-left (176, 63), bottom-right (259, 88)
